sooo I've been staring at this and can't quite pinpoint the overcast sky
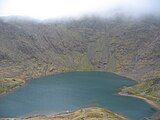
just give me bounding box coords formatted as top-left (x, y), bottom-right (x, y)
top-left (0, 0), bottom-right (160, 19)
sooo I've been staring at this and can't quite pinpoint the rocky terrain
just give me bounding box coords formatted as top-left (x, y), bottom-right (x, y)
top-left (0, 15), bottom-right (160, 114)
top-left (0, 107), bottom-right (126, 120)
top-left (25, 107), bottom-right (125, 120)
top-left (0, 107), bottom-right (125, 120)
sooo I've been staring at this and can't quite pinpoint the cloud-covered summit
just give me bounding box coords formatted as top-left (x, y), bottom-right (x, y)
top-left (0, 0), bottom-right (160, 19)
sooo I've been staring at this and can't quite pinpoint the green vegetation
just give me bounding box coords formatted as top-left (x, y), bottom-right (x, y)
top-left (0, 78), bottom-right (24, 94)
top-left (121, 80), bottom-right (160, 103)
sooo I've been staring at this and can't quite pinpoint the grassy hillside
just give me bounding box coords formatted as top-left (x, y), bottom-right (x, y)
top-left (24, 107), bottom-right (125, 120)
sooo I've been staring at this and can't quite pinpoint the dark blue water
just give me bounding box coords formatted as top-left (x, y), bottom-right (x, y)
top-left (0, 72), bottom-right (156, 119)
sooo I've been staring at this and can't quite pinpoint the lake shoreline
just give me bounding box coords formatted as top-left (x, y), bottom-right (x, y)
top-left (118, 92), bottom-right (160, 111)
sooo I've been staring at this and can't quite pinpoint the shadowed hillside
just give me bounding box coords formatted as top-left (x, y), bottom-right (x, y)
top-left (0, 16), bottom-right (160, 103)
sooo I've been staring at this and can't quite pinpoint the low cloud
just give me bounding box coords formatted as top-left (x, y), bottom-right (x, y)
top-left (0, 0), bottom-right (160, 19)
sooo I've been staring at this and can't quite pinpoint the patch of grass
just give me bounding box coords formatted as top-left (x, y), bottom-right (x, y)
top-left (0, 78), bottom-right (25, 94)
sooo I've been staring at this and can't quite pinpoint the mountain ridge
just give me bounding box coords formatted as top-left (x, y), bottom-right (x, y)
top-left (0, 16), bottom-right (160, 106)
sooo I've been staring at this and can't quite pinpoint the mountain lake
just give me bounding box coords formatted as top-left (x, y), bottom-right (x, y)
top-left (0, 72), bottom-right (157, 120)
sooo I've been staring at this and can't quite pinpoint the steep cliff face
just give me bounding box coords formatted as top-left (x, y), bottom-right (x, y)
top-left (0, 16), bottom-right (160, 100)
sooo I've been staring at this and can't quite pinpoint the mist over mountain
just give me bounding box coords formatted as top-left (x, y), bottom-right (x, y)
top-left (0, 0), bottom-right (160, 19)
top-left (0, 0), bottom-right (160, 119)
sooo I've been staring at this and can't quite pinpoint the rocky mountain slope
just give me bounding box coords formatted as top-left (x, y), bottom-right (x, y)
top-left (0, 16), bottom-right (160, 103)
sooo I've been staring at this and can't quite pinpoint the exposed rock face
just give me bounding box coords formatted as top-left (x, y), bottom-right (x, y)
top-left (0, 16), bottom-right (160, 78)
top-left (0, 16), bottom-right (160, 100)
